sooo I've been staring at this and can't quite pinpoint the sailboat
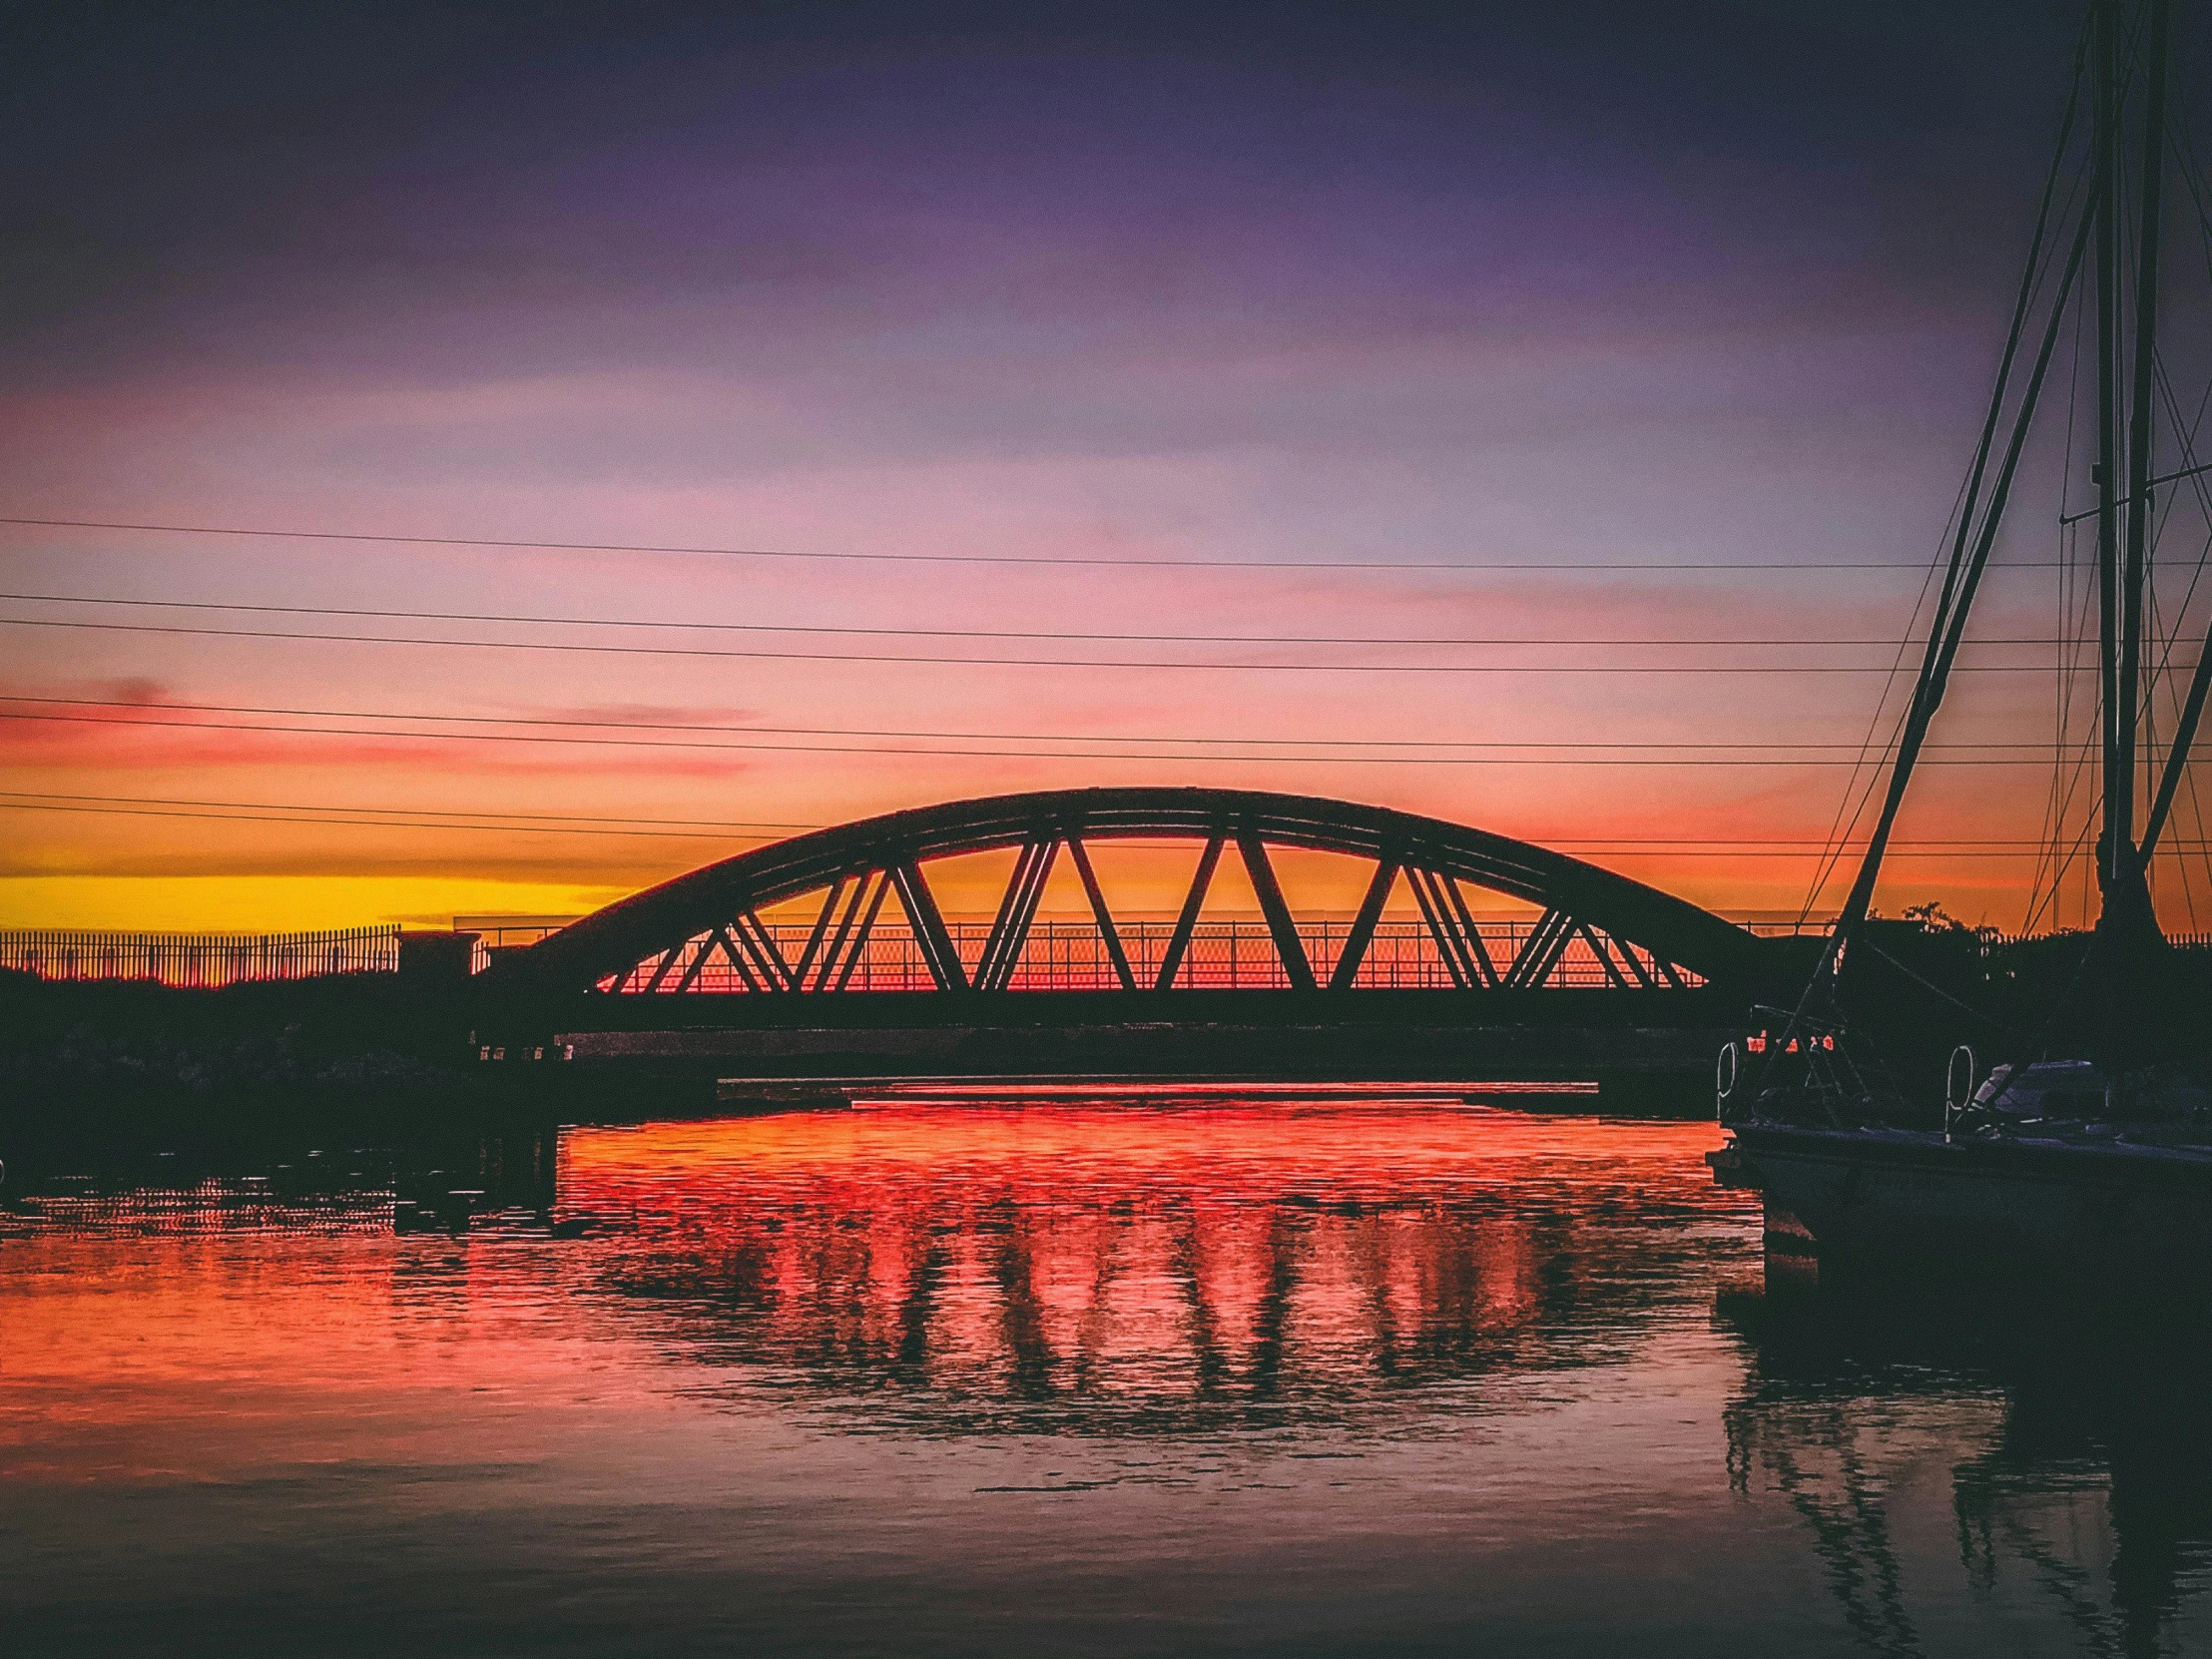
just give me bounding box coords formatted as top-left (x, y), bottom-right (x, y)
top-left (1713, 0), bottom-right (2212, 1283)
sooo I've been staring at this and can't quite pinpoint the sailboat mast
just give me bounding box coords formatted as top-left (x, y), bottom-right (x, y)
top-left (2120, 0), bottom-right (2171, 879)
top-left (1748, 0), bottom-right (2188, 1105)
top-left (2095, 0), bottom-right (2125, 893)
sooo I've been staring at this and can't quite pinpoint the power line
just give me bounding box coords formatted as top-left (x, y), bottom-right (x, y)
top-left (8, 706), bottom-right (2191, 764)
top-left (7, 791), bottom-right (2200, 854)
top-left (0, 694), bottom-right (2085, 752)
top-left (0, 514), bottom-right (2070, 573)
top-left (0, 592), bottom-right (2081, 650)
top-left (0, 791), bottom-right (815, 831)
top-left (0, 617), bottom-right (2129, 674)
top-left (0, 801), bottom-right (2152, 855)
top-left (0, 797), bottom-right (785, 842)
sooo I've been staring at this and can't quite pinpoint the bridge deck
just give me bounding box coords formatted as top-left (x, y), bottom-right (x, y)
top-left (474, 987), bottom-right (1736, 1114)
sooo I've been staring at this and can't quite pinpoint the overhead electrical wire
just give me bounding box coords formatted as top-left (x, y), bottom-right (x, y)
top-left (2, 791), bottom-right (2192, 855)
top-left (0, 797), bottom-right (787, 842)
top-left (0, 515), bottom-right (2083, 573)
top-left (2, 787), bottom-right (2118, 840)
top-left (0, 797), bottom-right (808, 834)
top-left (0, 617), bottom-right (2137, 674)
top-left (5, 705), bottom-right (2192, 764)
top-left (0, 592), bottom-right (2092, 650)
top-left (0, 693), bottom-right (2078, 752)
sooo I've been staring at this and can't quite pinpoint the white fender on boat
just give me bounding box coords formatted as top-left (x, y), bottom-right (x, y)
top-left (1944, 1045), bottom-right (1978, 1137)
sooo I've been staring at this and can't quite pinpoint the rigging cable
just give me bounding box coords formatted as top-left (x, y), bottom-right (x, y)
top-left (1799, 56), bottom-right (2091, 924)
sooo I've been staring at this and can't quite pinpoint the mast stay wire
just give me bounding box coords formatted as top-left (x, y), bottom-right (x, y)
top-left (1796, 42), bottom-right (2094, 926)
top-left (2030, 567), bottom-right (2106, 926)
top-left (2030, 264), bottom-right (2093, 927)
top-left (2026, 26), bottom-right (2212, 926)
top-left (2024, 517), bottom-right (2109, 932)
top-left (1788, 117), bottom-right (2099, 1025)
top-left (2145, 581), bottom-right (2200, 922)
top-left (2029, 12), bottom-right (2202, 928)
top-left (2132, 107), bottom-right (2212, 865)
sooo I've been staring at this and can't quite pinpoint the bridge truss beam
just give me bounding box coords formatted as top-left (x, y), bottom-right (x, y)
top-left (499, 787), bottom-right (1761, 999)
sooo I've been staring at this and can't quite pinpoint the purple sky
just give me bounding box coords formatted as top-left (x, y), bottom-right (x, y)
top-left (9, 0), bottom-right (2201, 932)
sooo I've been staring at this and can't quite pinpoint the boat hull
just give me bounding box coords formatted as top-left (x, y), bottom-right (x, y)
top-left (1726, 1122), bottom-right (2212, 1285)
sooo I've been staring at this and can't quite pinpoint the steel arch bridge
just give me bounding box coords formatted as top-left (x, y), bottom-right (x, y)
top-left (502, 787), bottom-right (1762, 1000)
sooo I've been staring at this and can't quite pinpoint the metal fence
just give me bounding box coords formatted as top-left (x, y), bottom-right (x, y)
top-left (20, 916), bottom-right (2191, 993)
top-left (602, 918), bottom-right (1697, 993)
top-left (0, 925), bottom-right (401, 987)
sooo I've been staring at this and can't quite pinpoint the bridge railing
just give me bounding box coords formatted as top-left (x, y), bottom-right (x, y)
top-left (0, 925), bottom-right (402, 987)
top-left (604, 918), bottom-right (1699, 992)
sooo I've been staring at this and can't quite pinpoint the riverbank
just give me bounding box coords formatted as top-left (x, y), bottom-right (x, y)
top-left (0, 968), bottom-right (485, 1155)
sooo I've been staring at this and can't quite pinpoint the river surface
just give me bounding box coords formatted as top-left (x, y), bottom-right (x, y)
top-left (4, 1099), bottom-right (2210, 1657)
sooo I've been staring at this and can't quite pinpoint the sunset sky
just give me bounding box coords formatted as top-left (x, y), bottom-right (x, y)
top-left (5, 0), bottom-right (2203, 935)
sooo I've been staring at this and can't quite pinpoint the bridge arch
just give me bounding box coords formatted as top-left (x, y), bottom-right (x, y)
top-left (503, 787), bottom-right (1760, 997)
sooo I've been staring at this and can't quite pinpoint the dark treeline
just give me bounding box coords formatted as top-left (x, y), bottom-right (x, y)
top-left (0, 966), bottom-right (487, 1160)
top-left (6, 919), bottom-right (2209, 1158)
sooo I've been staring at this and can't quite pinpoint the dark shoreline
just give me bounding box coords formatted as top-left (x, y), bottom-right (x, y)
top-left (0, 966), bottom-right (1721, 1151)
top-left (22, 924), bottom-right (2194, 1158)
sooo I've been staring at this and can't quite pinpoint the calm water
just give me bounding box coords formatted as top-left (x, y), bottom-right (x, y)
top-left (4, 1100), bottom-right (2209, 1657)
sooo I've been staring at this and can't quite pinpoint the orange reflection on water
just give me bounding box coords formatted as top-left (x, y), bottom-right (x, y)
top-left (558, 1105), bottom-right (1744, 1420)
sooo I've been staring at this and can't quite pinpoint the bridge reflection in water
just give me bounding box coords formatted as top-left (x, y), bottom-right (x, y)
top-left (8, 1103), bottom-right (2212, 1653)
top-left (400, 1100), bottom-right (2212, 1650)
top-left (548, 1105), bottom-right (1735, 1427)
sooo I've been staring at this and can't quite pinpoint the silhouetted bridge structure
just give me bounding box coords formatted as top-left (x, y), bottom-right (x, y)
top-left (480, 788), bottom-right (1792, 1105)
